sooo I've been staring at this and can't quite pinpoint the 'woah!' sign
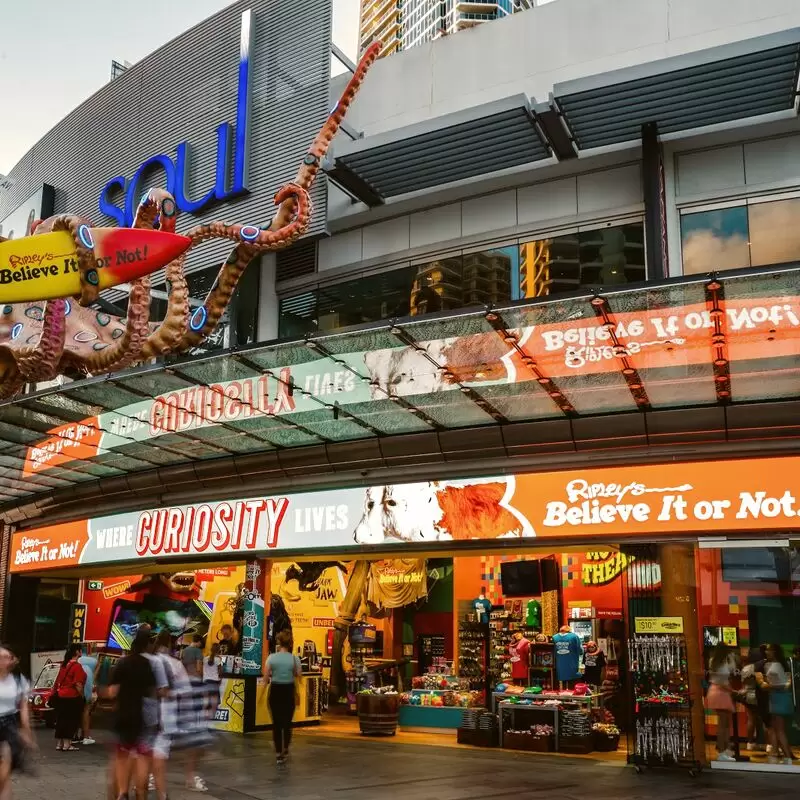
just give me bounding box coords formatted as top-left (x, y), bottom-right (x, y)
top-left (99, 9), bottom-right (253, 227)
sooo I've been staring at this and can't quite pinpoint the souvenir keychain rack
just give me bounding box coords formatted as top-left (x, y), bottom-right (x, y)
top-left (626, 631), bottom-right (701, 776)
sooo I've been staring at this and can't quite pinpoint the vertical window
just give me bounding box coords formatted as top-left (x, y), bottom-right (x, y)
top-left (680, 206), bottom-right (749, 275)
top-left (748, 197), bottom-right (800, 268)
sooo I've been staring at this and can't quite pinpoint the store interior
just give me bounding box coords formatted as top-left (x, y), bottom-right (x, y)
top-left (51, 549), bottom-right (641, 760)
top-left (23, 543), bottom-right (797, 768)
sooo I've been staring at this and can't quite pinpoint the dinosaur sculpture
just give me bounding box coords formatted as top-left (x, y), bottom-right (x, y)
top-left (0, 42), bottom-right (381, 399)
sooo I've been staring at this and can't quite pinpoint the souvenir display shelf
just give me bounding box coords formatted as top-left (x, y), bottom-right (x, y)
top-left (626, 630), bottom-right (701, 776)
top-left (399, 673), bottom-right (480, 731)
top-left (457, 619), bottom-right (491, 702)
top-left (491, 689), bottom-right (598, 714)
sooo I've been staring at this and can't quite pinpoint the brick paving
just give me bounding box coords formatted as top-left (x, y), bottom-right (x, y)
top-left (12, 726), bottom-right (800, 800)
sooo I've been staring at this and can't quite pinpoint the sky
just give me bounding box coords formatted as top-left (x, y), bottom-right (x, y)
top-left (0, 0), bottom-right (360, 175)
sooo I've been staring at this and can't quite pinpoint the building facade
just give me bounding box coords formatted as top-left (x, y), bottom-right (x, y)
top-left (2, 0), bottom-right (800, 773)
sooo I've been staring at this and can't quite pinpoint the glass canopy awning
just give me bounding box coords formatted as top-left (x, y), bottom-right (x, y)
top-left (0, 266), bottom-right (799, 511)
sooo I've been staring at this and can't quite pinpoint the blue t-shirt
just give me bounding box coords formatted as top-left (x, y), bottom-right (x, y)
top-left (78, 656), bottom-right (98, 702)
top-left (473, 597), bottom-right (492, 624)
top-left (267, 652), bottom-right (301, 685)
top-left (552, 632), bottom-right (582, 682)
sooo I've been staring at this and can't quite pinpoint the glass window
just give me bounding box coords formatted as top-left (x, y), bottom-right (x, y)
top-left (681, 206), bottom-right (750, 275)
top-left (279, 291), bottom-right (316, 338)
top-left (317, 266), bottom-right (417, 330)
top-left (681, 197), bottom-right (800, 274)
top-left (279, 248), bottom-right (517, 337)
top-left (277, 222), bottom-right (642, 337)
top-left (515, 222), bottom-right (644, 299)
top-left (748, 197), bottom-right (800, 268)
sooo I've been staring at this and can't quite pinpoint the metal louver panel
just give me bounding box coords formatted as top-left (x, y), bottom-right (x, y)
top-left (276, 239), bottom-right (318, 283)
top-left (553, 29), bottom-right (800, 150)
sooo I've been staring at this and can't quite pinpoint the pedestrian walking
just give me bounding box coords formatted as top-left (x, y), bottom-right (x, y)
top-left (740, 648), bottom-right (770, 750)
top-left (0, 644), bottom-right (35, 799)
top-left (706, 644), bottom-right (738, 762)
top-left (106, 625), bottom-right (164, 800)
top-left (181, 636), bottom-right (204, 680)
top-left (265, 630), bottom-right (301, 766)
top-left (149, 631), bottom-right (210, 797)
top-left (53, 644), bottom-right (85, 752)
top-left (75, 644), bottom-right (99, 746)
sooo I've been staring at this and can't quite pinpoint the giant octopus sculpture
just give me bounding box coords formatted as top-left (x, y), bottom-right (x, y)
top-left (0, 43), bottom-right (381, 399)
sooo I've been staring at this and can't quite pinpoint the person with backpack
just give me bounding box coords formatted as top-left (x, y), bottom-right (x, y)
top-left (0, 643), bottom-right (34, 798)
top-left (52, 644), bottom-right (85, 752)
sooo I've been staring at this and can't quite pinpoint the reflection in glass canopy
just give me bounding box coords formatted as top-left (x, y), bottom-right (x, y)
top-left (0, 266), bottom-right (798, 507)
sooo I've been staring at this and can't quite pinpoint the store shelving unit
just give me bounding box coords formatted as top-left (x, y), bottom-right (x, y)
top-left (489, 610), bottom-right (552, 689)
top-left (458, 619), bottom-right (490, 702)
top-left (399, 676), bottom-right (477, 731)
top-left (492, 691), bottom-right (598, 714)
top-left (626, 630), bottom-right (700, 776)
top-left (497, 694), bottom-right (600, 751)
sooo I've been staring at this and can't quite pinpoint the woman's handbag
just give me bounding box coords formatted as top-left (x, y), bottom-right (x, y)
top-left (50, 661), bottom-right (79, 710)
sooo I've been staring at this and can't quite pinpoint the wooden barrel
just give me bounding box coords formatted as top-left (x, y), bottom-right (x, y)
top-left (356, 693), bottom-right (399, 736)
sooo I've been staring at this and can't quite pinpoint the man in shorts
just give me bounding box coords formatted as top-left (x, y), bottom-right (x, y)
top-left (75, 644), bottom-right (99, 746)
top-left (106, 626), bottom-right (168, 800)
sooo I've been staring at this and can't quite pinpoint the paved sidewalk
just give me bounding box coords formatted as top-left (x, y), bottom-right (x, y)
top-left (13, 727), bottom-right (799, 800)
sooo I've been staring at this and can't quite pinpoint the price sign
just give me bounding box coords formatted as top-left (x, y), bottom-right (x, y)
top-left (634, 616), bottom-right (684, 634)
top-left (722, 627), bottom-right (738, 647)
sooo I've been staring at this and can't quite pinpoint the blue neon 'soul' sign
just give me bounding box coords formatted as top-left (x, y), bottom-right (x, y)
top-left (99, 9), bottom-right (254, 227)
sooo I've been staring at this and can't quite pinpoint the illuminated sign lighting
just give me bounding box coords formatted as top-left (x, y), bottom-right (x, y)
top-left (99, 9), bottom-right (254, 228)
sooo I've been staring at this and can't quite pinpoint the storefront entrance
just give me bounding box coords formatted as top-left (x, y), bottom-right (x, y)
top-left (697, 541), bottom-right (800, 773)
top-left (8, 456), bottom-right (800, 772)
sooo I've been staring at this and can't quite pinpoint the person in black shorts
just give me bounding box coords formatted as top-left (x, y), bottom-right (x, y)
top-left (106, 625), bottom-right (165, 800)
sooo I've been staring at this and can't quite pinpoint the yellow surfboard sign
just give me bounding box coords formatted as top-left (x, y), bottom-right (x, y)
top-left (0, 227), bottom-right (191, 304)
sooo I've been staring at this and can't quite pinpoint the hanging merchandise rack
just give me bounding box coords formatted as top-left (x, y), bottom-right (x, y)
top-left (626, 628), bottom-right (702, 776)
top-left (458, 619), bottom-right (491, 703)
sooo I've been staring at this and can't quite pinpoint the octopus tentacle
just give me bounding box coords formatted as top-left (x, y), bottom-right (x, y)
top-left (138, 191), bottom-right (191, 359)
top-left (271, 40), bottom-right (382, 233)
top-left (14, 299), bottom-right (67, 383)
top-left (84, 190), bottom-right (189, 371)
top-left (36, 215), bottom-right (101, 307)
top-left (175, 184), bottom-right (311, 351)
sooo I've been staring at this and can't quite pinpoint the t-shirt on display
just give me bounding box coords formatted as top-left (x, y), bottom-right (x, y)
top-left (553, 631), bottom-right (582, 682)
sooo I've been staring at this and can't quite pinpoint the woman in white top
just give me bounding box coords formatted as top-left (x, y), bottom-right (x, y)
top-left (706, 645), bottom-right (738, 761)
top-left (203, 643), bottom-right (224, 708)
top-left (0, 644), bottom-right (33, 799)
top-left (757, 643), bottom-right (795, 764)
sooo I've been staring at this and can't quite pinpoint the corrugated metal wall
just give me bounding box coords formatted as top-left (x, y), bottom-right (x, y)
top-left (0, 0), bottom-right (332, 297)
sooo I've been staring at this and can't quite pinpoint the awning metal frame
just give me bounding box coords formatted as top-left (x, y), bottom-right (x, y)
top-left (1, 263), bottom-right (800, 513)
